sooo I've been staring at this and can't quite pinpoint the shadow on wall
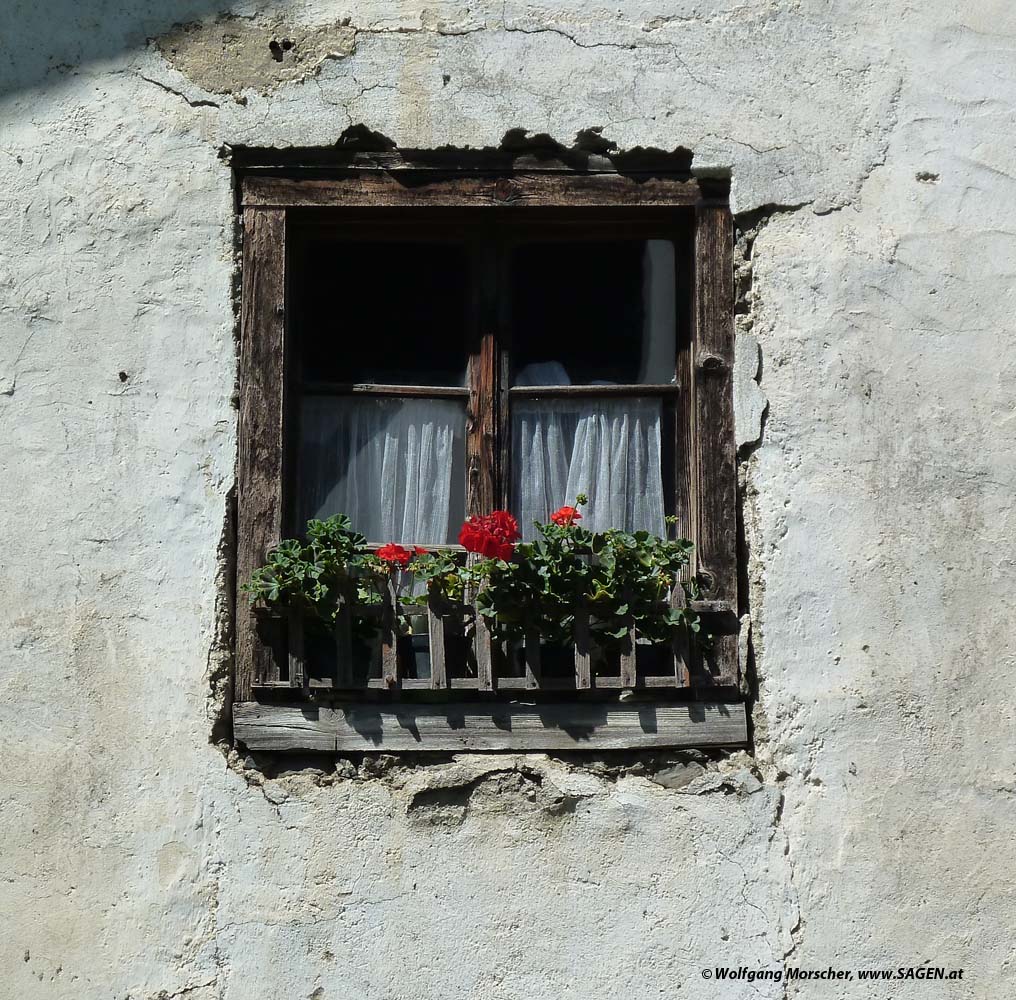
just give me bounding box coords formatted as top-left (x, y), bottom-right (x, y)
top-left (0, 0), bottom-right (235, 97)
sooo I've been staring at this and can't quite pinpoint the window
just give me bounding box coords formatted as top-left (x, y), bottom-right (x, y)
top-left (233, 164), bottom-right (745, 753)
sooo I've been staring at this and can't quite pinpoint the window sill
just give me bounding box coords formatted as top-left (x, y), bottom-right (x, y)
top-left (233, 699), bottom-right (747, 752)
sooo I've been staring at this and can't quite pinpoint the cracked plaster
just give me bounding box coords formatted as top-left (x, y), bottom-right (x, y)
top-left (1, 1), bottom-right (1015, 998)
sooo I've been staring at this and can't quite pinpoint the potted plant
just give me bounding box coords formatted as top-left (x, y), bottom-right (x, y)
top-left (245, 502), bottom-right (703, 686)
top-left (462, 503), bottom-right (591, 676)
top-left (410, 513), bottom-right (521, 676)
top-left (407, 498), bottom-right (703, 678)
top-left (364, 542), bottom-right (432, 679)
top-left (242, 513), bottom-right (376, 678)
top-left (584, 517), bottom-right (700, 673)
top-left (243, 513), bottom-right (366, 625)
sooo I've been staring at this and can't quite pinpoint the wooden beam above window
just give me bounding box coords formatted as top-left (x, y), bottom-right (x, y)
top-left (241, 171), bottom-right (708, 210)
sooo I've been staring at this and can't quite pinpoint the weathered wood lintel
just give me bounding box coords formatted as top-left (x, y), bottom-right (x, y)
top-left (241, 172), bottom-right (705, 209)
top-left (233, 701), bottom-right (747, 752)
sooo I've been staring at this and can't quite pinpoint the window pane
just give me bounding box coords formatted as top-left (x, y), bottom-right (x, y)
top-left (298, 396), bottom-right (466, 544)
top-left (511, 397), bottom-right (666, 540)
top-left (509, 239), bottom-right (676, 386)
top-left (296, 241), bottom-right (471, 386)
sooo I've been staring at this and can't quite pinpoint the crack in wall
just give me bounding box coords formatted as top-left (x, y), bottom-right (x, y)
top-left (149, 10), bottom-right (902, 219)
top-left (138, 74), bottom-right (220, 108)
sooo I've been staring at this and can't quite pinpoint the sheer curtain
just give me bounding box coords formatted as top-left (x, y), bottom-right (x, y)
top-left (298, 396), bottom-right (465, 543)
top-left (511, 398), bottom-right (666, 539)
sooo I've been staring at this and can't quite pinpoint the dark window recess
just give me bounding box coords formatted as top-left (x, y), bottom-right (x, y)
top-left (509, 240), bottom-right (677, 386)
top-left (294, 240), bottom-right (471, 387)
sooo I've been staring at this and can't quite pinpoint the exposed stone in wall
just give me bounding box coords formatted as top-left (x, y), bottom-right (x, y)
top-left (734, 329), bottom-right (766, 452)
top-left (733, 215), bottom-right (768, 453)
top-left (156, 15), bottom-right (356, 97)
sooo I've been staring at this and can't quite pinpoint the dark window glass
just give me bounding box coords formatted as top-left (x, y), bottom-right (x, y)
top-left (296, 241), bottom-right (471, 386)
top-left (509, 239), bottom-right (676, 386)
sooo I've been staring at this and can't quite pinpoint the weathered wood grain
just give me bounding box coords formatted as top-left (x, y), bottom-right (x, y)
top-left (467, 300), bottom-right (498, 517)
top-left (689, 599), bottom-right (734, 614)
top-left (243, 172), bottom-right (704, 210)
top-left (620, 627), bottom-right (637, 688)
top-left (524, 628), bottom-right (542, 690)
top-left (381, 577), bottom-right (399, 689)
top-left (234, 701), bottom-right (748, 751)
top-left (301, 382), bottom-right (469, 398)
top-left (508, 383), bottom-right (681, 397)
top-left (428, 599), bottom-right (448, 689)
top-left (671, 583), bottom-right (691, 688)
top-left (474, 615), bottom-right (494, 691)
top-left (693, 203), bottom-right (739, 688)
top-left (573, 610), bottom-right (592, 690)
top-left (235, 208), bottom-right (286, 701)
top-left (288, 607), bottom-right (305, 690)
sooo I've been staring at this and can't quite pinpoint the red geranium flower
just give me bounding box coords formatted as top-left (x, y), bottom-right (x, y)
top-left (485, 510), bottom-right (521, 543)
top-left (550, 505), bottom-right (582, 526)
top-left (413, 546), bottom-right (429, 556)
top-left (376, 543), bottom-right (413, 567)
top-left (458, 510), bottom-right (520, 561)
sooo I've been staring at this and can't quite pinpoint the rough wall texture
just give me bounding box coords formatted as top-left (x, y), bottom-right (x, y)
top-left (1, 1), bottom-right (1014, 998)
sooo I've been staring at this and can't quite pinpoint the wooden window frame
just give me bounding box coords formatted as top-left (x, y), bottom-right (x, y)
top-left (233, 165), bottom-right (745, 753)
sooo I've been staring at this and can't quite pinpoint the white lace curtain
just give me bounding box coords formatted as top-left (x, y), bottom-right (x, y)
top-left (298, 396), bottom-right (465, 544)
top-left (511, 398), bottom-right (666, 540)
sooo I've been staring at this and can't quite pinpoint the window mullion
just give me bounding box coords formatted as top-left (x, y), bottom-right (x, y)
top-left (466, 240), bottom-right (498, 516)
top-left (495, 236), bottom-right (511, 510)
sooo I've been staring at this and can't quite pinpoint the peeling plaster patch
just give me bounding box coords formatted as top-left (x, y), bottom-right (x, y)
top-left (735, 332), bottom-right (767, 450)
top-left (155, 15), bottom-right (356, 97)
top-left (732, 212), bottom-right (769, 450)
top-left (406, 766), bottom-right (584, 828)
top-left (205, 485), bottom-right (235, 747)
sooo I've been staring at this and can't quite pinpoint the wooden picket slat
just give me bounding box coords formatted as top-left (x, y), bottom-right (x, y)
top-left (381, 577), bottom-right (399, 689)
top-left (474, 615), bottom-right (494, 691)
top-left (573, 610), bottom-right (592, 689)
top-left (671, 582), bottom-right (691, 688)
top-left (523, 628), bottom-right (542, 689)
top-left (288, 607), bottom-right (306, 689)
top-left (619, 627), bottom-right (637, 689)
top-left (428, 597), bottom-right (448, 689)
top-left (277, 583), bottom-right (709, 695)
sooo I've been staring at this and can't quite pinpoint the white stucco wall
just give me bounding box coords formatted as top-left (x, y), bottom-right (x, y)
top-left (2, 2), bottom-right (1014, 997)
